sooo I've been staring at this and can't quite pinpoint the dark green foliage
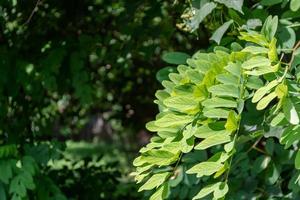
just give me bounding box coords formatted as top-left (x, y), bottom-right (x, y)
top-left (0, 0), bottom-right (206, 199)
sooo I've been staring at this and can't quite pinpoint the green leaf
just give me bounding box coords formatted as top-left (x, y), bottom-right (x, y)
top-left (295, 150), bottom-right (300, 169)
top-left (239, 31), bottom-right (269, 46)
top-left (164, 96), bottom-right (199, 113)
top-left (216, 73), bottom-right (238, 85)
top-left (275, 83), bottom-right (288, 99)
top-left (138, 172), bottom-right (170, 191)
top-left (0, 183), bottom-right (6, 200)
top-left (215, 0), bottom-right (244, 13)
top-left (280, 126), bottom-right (300, 149)
top-left (169, 166), bottom-right (183, 187)
top-left (244, 64), bottom-right (278, 76)
top-left (149, 183), bottom-right (169, 200)
top-left (245, 19), bottom-right (263, 29)
top-left (203, 108), bottom-right (230, 119)
top-left (252, 155), bottom-right (271, 175)
top-left (202, 97), bottom-right (237, 108)
top-left (146, 121), bottom-right (178, 133)
top-left (0, 160), bottom-right (13, 184)
top-left (270, 112), bottom-right (285, 127)
top-left (18, 171), bottom-right (35, 190)
top-left (208, 84), bottom-right (240, 98)
top-left (9, 176), bottom-right (27, 197)
top-left (278, 26), bottom-right (296, 51)
top-left (224, 141), bottom-right (235, 152)
top-left (187, 162), bottom-right (223, 177)
top-left (195, 131), bottom-right (231, 150)
top-left (283, 98), bottom-right (300, 125)
top-left (213, 182), bottom-right (229, 199)
top-left (154, 113), bottom-right (194, 127)
top-left (168, 73), bottom-right (182, 84)
top-left (142, 149), bottom-right (180, 166)
top-left (268, 38), bottom-right (278, 62)
top-left (224, 62), bottom-right (241, 77)
top-left (241, 56), bottom-right (271, 70)
top-left (252, 80), bottom-right (279, 103)
top-left (189, 2), bottom-right (217, 32)
top-left (162, 52), bottom-right (190, 65)
top-left (156, 67), bottom-right (177, 83)
top-left (225, 111), bottom-right (238, 132)
top-left (260, 0), bottom-right (282, 6)
top-left (231, 42), bottom-right (243, 51)
top-left (192, 182), bottom-right (221, 200)
top-left (181, 137), bottom-right (195, 153)
top-left (0, 145), bottom-right (18, 158)
top-left (11, 194), bottom-right (21, 200)
top-left (186, 69), bottom-right (204, 83)
top-left (155, 90), bottom-right (170, 102)
top-left (291, 0), bottom-right (300, 11)
top-left (210, 20), bottom-right (234, 44)
top-left (256, 92), bottom-right (277, 110)
top-left (22, 156), bottom-right (37, 176)
top-left (246, 76), bottom-right (264, 89)
top-left (261, 15), bottom-right (278, 41)
top-left (241, 46), bottom-right (269, 54)
top-left (194, 126), bottom-right (227, 139)
top-left (266, 162), bottom-right (280, 185)
top-left (265, 138), bottom-right (274, 155)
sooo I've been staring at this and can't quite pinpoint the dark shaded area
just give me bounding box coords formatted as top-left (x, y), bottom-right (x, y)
top-left (0, 0), bottom-right (210, 199)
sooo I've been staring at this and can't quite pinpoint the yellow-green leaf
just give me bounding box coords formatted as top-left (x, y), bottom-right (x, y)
top-left (256, 92), bottom-right (277, 110)
top-left (192, 182), bottom-right (221, 200)
top-left (275, 83), bottom-right (288, 99)
top-left (225, 111), bottom-right (238, 132)
top-left (242, 56), bottom-right (271, 70)
top-left (138, 172), bottom-right (170, 191)
top-left (195, 131), bottom-right (231, 150)
top-left (149, 183), bottom-right (169, 200)
top-left (187, 162), bottom-right (223, 177)
top-left (202, 97), bottom-right (237, 108)
top-left (208, 84), bottom-right (240, 98)
top-left (252, 80), bottom-right (279, 103)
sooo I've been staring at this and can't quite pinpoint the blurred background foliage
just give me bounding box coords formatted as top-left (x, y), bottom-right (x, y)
top-left (0, 0), bottom-right (300, 199)
top-left (0, 0), bottom-right (206, 199)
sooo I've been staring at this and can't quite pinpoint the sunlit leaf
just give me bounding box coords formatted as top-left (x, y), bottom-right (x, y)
top-left (208, 84), bottom-right (240, 98)
top-left (252, 80), bottom-right (279, 103)
top-left (138, 172), bottom-right (170, 191)
top-left (202, 97), bottom-right (237, 108)
top-left (210, 20), bottom-right (233, 44)
top-left (290, 0), bottom-right (300, 11)
top-left (187, 162), bottom-right (223, 177)
top-left (215, 0), bottom-right (244, 13)
top-left (195, 131), bottom-right (231, 150)
top-left (283, 98), bottom-right (300, 125)
top-left (189, 2), bottom-right (217, 32)
top-left (256, 92), bottom-right (277, 110)
top-left (192, 182), bottom-right (221, 200)
top-left (225, 111), bottom-right (238, 132)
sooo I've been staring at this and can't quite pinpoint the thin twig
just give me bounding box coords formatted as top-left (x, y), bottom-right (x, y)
top-left (246, 136), bottom-right (262, 153)
top-left (172, 152), bottom-right (182, 173)
top-left (23, 0), bottom-right (41, 25)
top-left (288, 40), bottom-right (300, 67)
